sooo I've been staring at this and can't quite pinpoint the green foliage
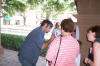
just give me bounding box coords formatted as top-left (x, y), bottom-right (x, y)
top-left (42, 0), bottom-right (76, 18)
top-left (2, 0), bottom-right (27, 17)
top-left (42, 0), bottom-right (64, 15)
top-left (67, 2), bottom-right (76, 11)
top-left (1, 33), bottom-right (26, 50)
top-left (1, 33), bottom-right (48, 56)
top-left (26, 0), bottom-right (44, 9)
top-left (40, 47), bottom-right (48, 56)
top-left (2, 0), bottom-right (76, 18)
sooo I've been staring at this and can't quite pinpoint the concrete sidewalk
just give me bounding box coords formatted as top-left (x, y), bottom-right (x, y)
top-left (0, 49), bottom-right (46, 66)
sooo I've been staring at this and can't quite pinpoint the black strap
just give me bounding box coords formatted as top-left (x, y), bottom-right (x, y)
top-left (54, 36), bottom-right (62, 66)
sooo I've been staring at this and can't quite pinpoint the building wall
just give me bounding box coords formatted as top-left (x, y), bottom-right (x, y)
top-left (76, 0), bottom-right (100, 66)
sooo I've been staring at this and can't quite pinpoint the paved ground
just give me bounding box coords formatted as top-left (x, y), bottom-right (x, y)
top-left (0, 49), bottom-right (46, 66)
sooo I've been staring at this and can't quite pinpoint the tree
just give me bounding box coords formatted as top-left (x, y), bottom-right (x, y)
top-left (42, 0), bottom-right (76, 19)
top-left (18, 0), bottom-right (45, 25)
top-left (1, 0), bottom-right (27, 17)
top-left (1, 0), bottom-right (76, 25)
top-left (25, 0), bottom-right (76, 19)
top-left (26, 0), bottom-right (44, 9)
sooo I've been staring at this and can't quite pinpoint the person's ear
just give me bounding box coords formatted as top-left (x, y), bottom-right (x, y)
top-left (43, 24), bottom-right (47, 27)
top-left (45, 24), bottom-right (48, 28)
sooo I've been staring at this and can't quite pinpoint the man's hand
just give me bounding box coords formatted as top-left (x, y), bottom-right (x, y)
top-left (84, 57), bottom-right (89, 64)
top-left (50, 34), bottom-right (56, 41)
top-left (42, 34), bottom-right (56, 50)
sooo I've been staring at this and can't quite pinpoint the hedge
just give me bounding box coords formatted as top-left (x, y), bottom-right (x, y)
top-left (1, 33), bottom-right (48, 56)
top-left (1, 33), bottom-right (26, 51)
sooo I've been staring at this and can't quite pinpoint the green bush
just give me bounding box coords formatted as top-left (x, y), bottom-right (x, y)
top-left (40, 47), bottom-right (48, 56)
top-left (1, 33), bottom-right (48, 56)
top-left (1, 33), bottom-right (26, 51)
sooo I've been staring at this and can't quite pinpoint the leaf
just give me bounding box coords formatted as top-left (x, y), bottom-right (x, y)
top-left (2, 0), bottom-right (27, 17)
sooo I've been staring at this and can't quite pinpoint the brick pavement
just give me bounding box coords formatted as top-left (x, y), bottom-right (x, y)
top-left (0, 49), bottom-right (46, 66)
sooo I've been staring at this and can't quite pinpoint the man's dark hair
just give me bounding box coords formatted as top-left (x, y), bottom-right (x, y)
top-left (41, 20), bottom-right (53, 28)
top-left (87, 25), bottom-right (100, 38)
top-left (61, 19), bottom-right (75, 33)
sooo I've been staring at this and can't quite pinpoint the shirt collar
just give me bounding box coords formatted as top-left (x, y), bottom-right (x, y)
top-left (39, 26), bottom-right (45, 36)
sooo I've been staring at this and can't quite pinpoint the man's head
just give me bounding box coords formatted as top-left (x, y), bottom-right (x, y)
top-left (41, 19), bottom-right (53, 33)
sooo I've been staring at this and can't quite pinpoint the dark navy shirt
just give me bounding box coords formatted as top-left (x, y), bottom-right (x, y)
top-left (94, 38), bottom-right (100, 43)
top-left (18, 27), bottom-right (45, 64)
top-left (88, 38), bottom-right (100, 61)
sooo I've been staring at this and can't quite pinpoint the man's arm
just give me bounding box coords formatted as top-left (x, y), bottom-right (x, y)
top-left (41, 34), bottom-right (56, 50)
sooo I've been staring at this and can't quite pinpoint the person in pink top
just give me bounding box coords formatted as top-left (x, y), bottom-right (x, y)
top-left (46, 19), bottom-right (80, 66)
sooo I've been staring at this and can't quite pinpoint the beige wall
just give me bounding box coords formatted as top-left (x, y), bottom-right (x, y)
top-left (76, 0), bottom-right (100, 66)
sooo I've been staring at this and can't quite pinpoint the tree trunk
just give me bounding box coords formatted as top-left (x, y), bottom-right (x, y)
top-left (22, 13), bottom-right (27, 25)
top-left (46, 13), bottom-right (50, 20)
top-left (23, 16), bottom-right (26, 25)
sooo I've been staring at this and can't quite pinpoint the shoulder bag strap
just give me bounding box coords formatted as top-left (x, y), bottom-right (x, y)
top-left (54, 36), bottom-right (62, 66)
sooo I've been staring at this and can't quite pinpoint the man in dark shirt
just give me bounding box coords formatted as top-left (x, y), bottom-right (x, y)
top-left (18, 20), bottom-right (55, 66)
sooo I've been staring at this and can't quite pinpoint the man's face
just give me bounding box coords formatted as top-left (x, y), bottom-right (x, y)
top-left (45, 26), bottom-right (52, 33)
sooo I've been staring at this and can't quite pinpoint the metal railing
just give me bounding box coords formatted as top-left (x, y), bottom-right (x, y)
top-left (1, 27), bottom-right (33, 36)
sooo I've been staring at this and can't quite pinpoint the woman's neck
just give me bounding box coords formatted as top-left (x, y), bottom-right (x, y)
top-left (62, 32), bottom-right (71, 37)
